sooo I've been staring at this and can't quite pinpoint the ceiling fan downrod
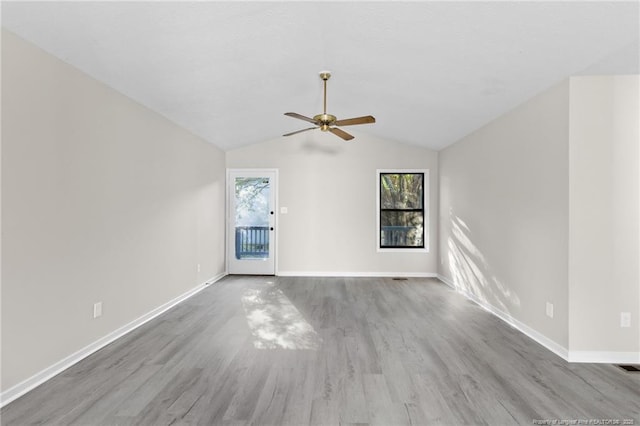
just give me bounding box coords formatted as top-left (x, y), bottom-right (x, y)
top-left (315, 71), bottom-right (335, 132)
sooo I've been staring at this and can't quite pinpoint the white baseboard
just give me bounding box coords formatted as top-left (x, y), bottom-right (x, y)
top-left (436, 274), bottom-right (570, 361)
top-left (437, 274), bottom-right (640, 364)
top-left (435, 273), bottom-right (456, 289)
top-left (277, 271), bottom-right (437, 278)
top-left (568, 351), bottom-right (640, 364)
top-left (0, 272), bottom-right (227, 408)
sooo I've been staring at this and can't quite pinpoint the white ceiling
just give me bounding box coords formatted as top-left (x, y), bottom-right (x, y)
top-left (2, 1), bottom-right (638, 151)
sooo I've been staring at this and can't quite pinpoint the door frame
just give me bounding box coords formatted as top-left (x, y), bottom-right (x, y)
top-left (226, 168), bottom-right (279, 275)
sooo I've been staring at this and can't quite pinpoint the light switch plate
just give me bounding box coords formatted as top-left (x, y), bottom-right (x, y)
top-left (93, 302), bottom-right (103, 318)
top-left (621, 312), bottom-right (631, 328)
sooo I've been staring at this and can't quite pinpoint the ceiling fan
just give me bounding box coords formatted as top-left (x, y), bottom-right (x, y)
top-left (283, 71), bottom-right (375, 141)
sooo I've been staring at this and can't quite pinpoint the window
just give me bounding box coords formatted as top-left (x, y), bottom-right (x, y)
top-left (377, 170), bottom-right (428, 251)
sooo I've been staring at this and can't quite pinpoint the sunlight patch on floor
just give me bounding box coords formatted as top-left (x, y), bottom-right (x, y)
top-left (242, 283), bottom-right (322, 350)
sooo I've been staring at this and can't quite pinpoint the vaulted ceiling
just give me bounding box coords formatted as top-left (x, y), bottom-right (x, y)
top-left (2, 1), bottom-right (638, 151)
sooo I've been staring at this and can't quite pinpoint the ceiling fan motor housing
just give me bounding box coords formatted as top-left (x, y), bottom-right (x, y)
top-left (314, 113), bottom-right (337, 131)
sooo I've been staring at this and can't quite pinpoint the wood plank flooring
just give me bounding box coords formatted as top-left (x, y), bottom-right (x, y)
top-left (2, 276), bottom-right (639, 425)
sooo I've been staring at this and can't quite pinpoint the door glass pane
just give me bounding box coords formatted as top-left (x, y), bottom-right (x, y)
top-left (235, 177), bottom-right (270, 260)
top-left (380, 211), bottom-right (424, 247)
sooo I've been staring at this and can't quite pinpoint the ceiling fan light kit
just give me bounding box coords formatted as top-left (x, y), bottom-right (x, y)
top-left (284, 71), bottom-right (375, 141)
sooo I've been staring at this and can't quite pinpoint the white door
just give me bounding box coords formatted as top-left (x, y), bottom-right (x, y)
top-left (227, 169), bottom-right (277, 275)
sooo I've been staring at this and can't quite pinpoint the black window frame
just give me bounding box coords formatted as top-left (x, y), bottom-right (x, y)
top-left (379, 172), bottom-right (425, 249)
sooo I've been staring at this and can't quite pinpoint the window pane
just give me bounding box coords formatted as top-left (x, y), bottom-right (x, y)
top-left (380, 211), bottom-right (424, 247)
top-left (380, 173), bottom-right (423, 209)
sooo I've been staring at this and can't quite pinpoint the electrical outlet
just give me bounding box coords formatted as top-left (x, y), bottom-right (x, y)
top-left (621, 312), bottom-right (631, 328)
top-left (197, 263), bottom-right (201, 273)
top-left (546, 302), bottom-right (554, 318)
top-left (93, 302), bottom-right (102, 319)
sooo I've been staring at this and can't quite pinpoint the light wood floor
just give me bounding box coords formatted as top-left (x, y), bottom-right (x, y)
top-left (3, 276), bottom-right (639, 425)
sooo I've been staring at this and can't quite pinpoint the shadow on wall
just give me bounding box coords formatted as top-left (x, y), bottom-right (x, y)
top-left (446, 207), bottom-right (521, 317)
top-left (300, 139), bottom-right (343, 156)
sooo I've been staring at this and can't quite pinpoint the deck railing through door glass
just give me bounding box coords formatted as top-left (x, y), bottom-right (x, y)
top-left (235, 226), bottom-right (269, 259)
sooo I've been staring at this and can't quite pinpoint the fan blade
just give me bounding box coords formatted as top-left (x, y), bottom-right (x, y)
top-left (329, 127), bottom-right (354, 141)
top-left (283, 127), bottom-right (317, 137)
top-left (334, 115), bottom-right (375, 127)
top-left (284, 112), bottom-right (319, 124)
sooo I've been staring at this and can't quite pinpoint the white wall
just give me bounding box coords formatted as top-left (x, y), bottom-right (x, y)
top-left (439, 75), bottom-right (640, 362)
top-left (226, 132), bottom-right (438, 276)
top-left (439, 80), bottom-right (571, 349)
top-left (1, 30), bottom-right (227, 393)
top-left (568, 76), bottom-right (639, 357)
